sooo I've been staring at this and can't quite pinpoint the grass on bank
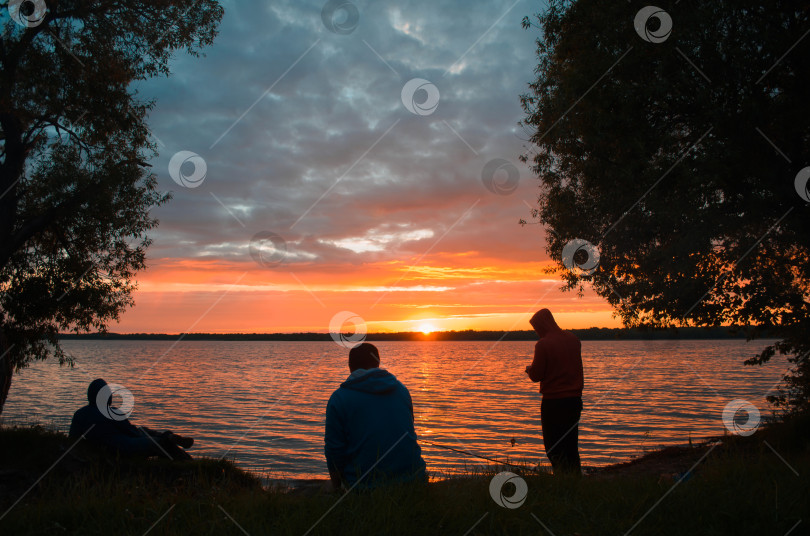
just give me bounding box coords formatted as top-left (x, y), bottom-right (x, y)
top-left (1, 415), bottom-right (808, 536)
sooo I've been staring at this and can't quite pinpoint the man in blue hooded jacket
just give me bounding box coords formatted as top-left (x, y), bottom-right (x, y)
top-left (324, 343), bottom-right (426, 489)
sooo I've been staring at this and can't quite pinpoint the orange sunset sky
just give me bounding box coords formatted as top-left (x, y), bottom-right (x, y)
top-left (112, 2), bottom-right (620, 334)
top-left (116, 254), bottom-right (619, 334)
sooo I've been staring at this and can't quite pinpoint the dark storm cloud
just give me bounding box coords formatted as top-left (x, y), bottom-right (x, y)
top-left (141, 0), bottom-right (545, 266)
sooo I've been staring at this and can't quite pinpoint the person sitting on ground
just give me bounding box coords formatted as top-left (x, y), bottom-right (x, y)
top-left (69, 378), bottom-right (194, 461)
top-left (324, 342), bottom-right (426, 490)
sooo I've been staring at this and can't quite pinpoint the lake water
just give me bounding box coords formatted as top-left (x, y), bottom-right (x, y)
top-left (2, 339), bottom-right (789, 479)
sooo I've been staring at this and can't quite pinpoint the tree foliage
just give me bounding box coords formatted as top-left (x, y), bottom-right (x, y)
top-left (520, 1), bottom-right (810, 412)
top-left (0, 0), bottom-right (223, 412)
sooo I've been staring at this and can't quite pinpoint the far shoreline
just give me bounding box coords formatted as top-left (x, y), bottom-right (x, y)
top-left (58, 326), bottom-right (767, 342)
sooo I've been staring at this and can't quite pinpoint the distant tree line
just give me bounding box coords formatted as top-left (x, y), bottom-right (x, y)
top-left (59, 327), bottom-right (755, 342)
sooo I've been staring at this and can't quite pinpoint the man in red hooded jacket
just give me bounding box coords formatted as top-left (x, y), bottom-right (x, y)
top-left (525, 309), bottom-right (584, 474)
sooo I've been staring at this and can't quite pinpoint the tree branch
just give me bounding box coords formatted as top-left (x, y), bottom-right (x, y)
top-left (0, 158), bottom-right (146, 270)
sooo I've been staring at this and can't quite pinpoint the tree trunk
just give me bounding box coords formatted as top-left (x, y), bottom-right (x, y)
top-left (0, 324), bottom-right (12, 417)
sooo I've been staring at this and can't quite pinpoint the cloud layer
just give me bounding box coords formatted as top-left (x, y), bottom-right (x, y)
top-left (115, 0), bottom-right (618, 333)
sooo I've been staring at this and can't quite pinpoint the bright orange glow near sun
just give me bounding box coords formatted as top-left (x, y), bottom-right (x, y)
top-left (418, 323), bottom-right (437, 335)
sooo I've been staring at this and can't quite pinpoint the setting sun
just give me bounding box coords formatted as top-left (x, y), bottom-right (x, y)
top-left (418, 323), bottom-right (437, 335)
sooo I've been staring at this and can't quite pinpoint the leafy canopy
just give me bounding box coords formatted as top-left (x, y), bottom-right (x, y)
top-left (0, 1), bottom-right (223, 380)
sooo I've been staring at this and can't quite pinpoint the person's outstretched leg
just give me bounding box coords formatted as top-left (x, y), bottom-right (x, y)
top-left (166, 431), bottom-right (194, 449)
top-left (139, 429), bottom-right (193, 460)
top-left (145, 430), bottom-right (194, 452)
top-left (157, 435), bottom-right (192, 460)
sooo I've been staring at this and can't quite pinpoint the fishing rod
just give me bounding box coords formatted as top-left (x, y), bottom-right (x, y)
top-left (419, 439), bottom-right (529, 470)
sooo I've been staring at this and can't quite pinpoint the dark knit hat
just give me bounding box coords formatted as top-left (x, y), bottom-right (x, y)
top-left (348, 342), bottom-right (381, 371)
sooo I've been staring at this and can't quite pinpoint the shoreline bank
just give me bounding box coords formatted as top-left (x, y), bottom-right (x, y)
top-left (0, 418), bottom-right (796, 488)
top-left (1, 416), bottom-right (807, 535)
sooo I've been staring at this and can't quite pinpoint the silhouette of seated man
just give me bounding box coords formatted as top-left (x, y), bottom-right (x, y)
top-left (69, 378), bottom-right (194, 461)
top-left (324, 343), bottom-right (426, 490)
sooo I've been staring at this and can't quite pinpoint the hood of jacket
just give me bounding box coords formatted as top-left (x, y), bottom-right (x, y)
top-left (340, 368), bottom-right (398, 395)
top-left (530, 308), bottom-right (561, 337)
top-left (87, 378), bottom-right (108, 405)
